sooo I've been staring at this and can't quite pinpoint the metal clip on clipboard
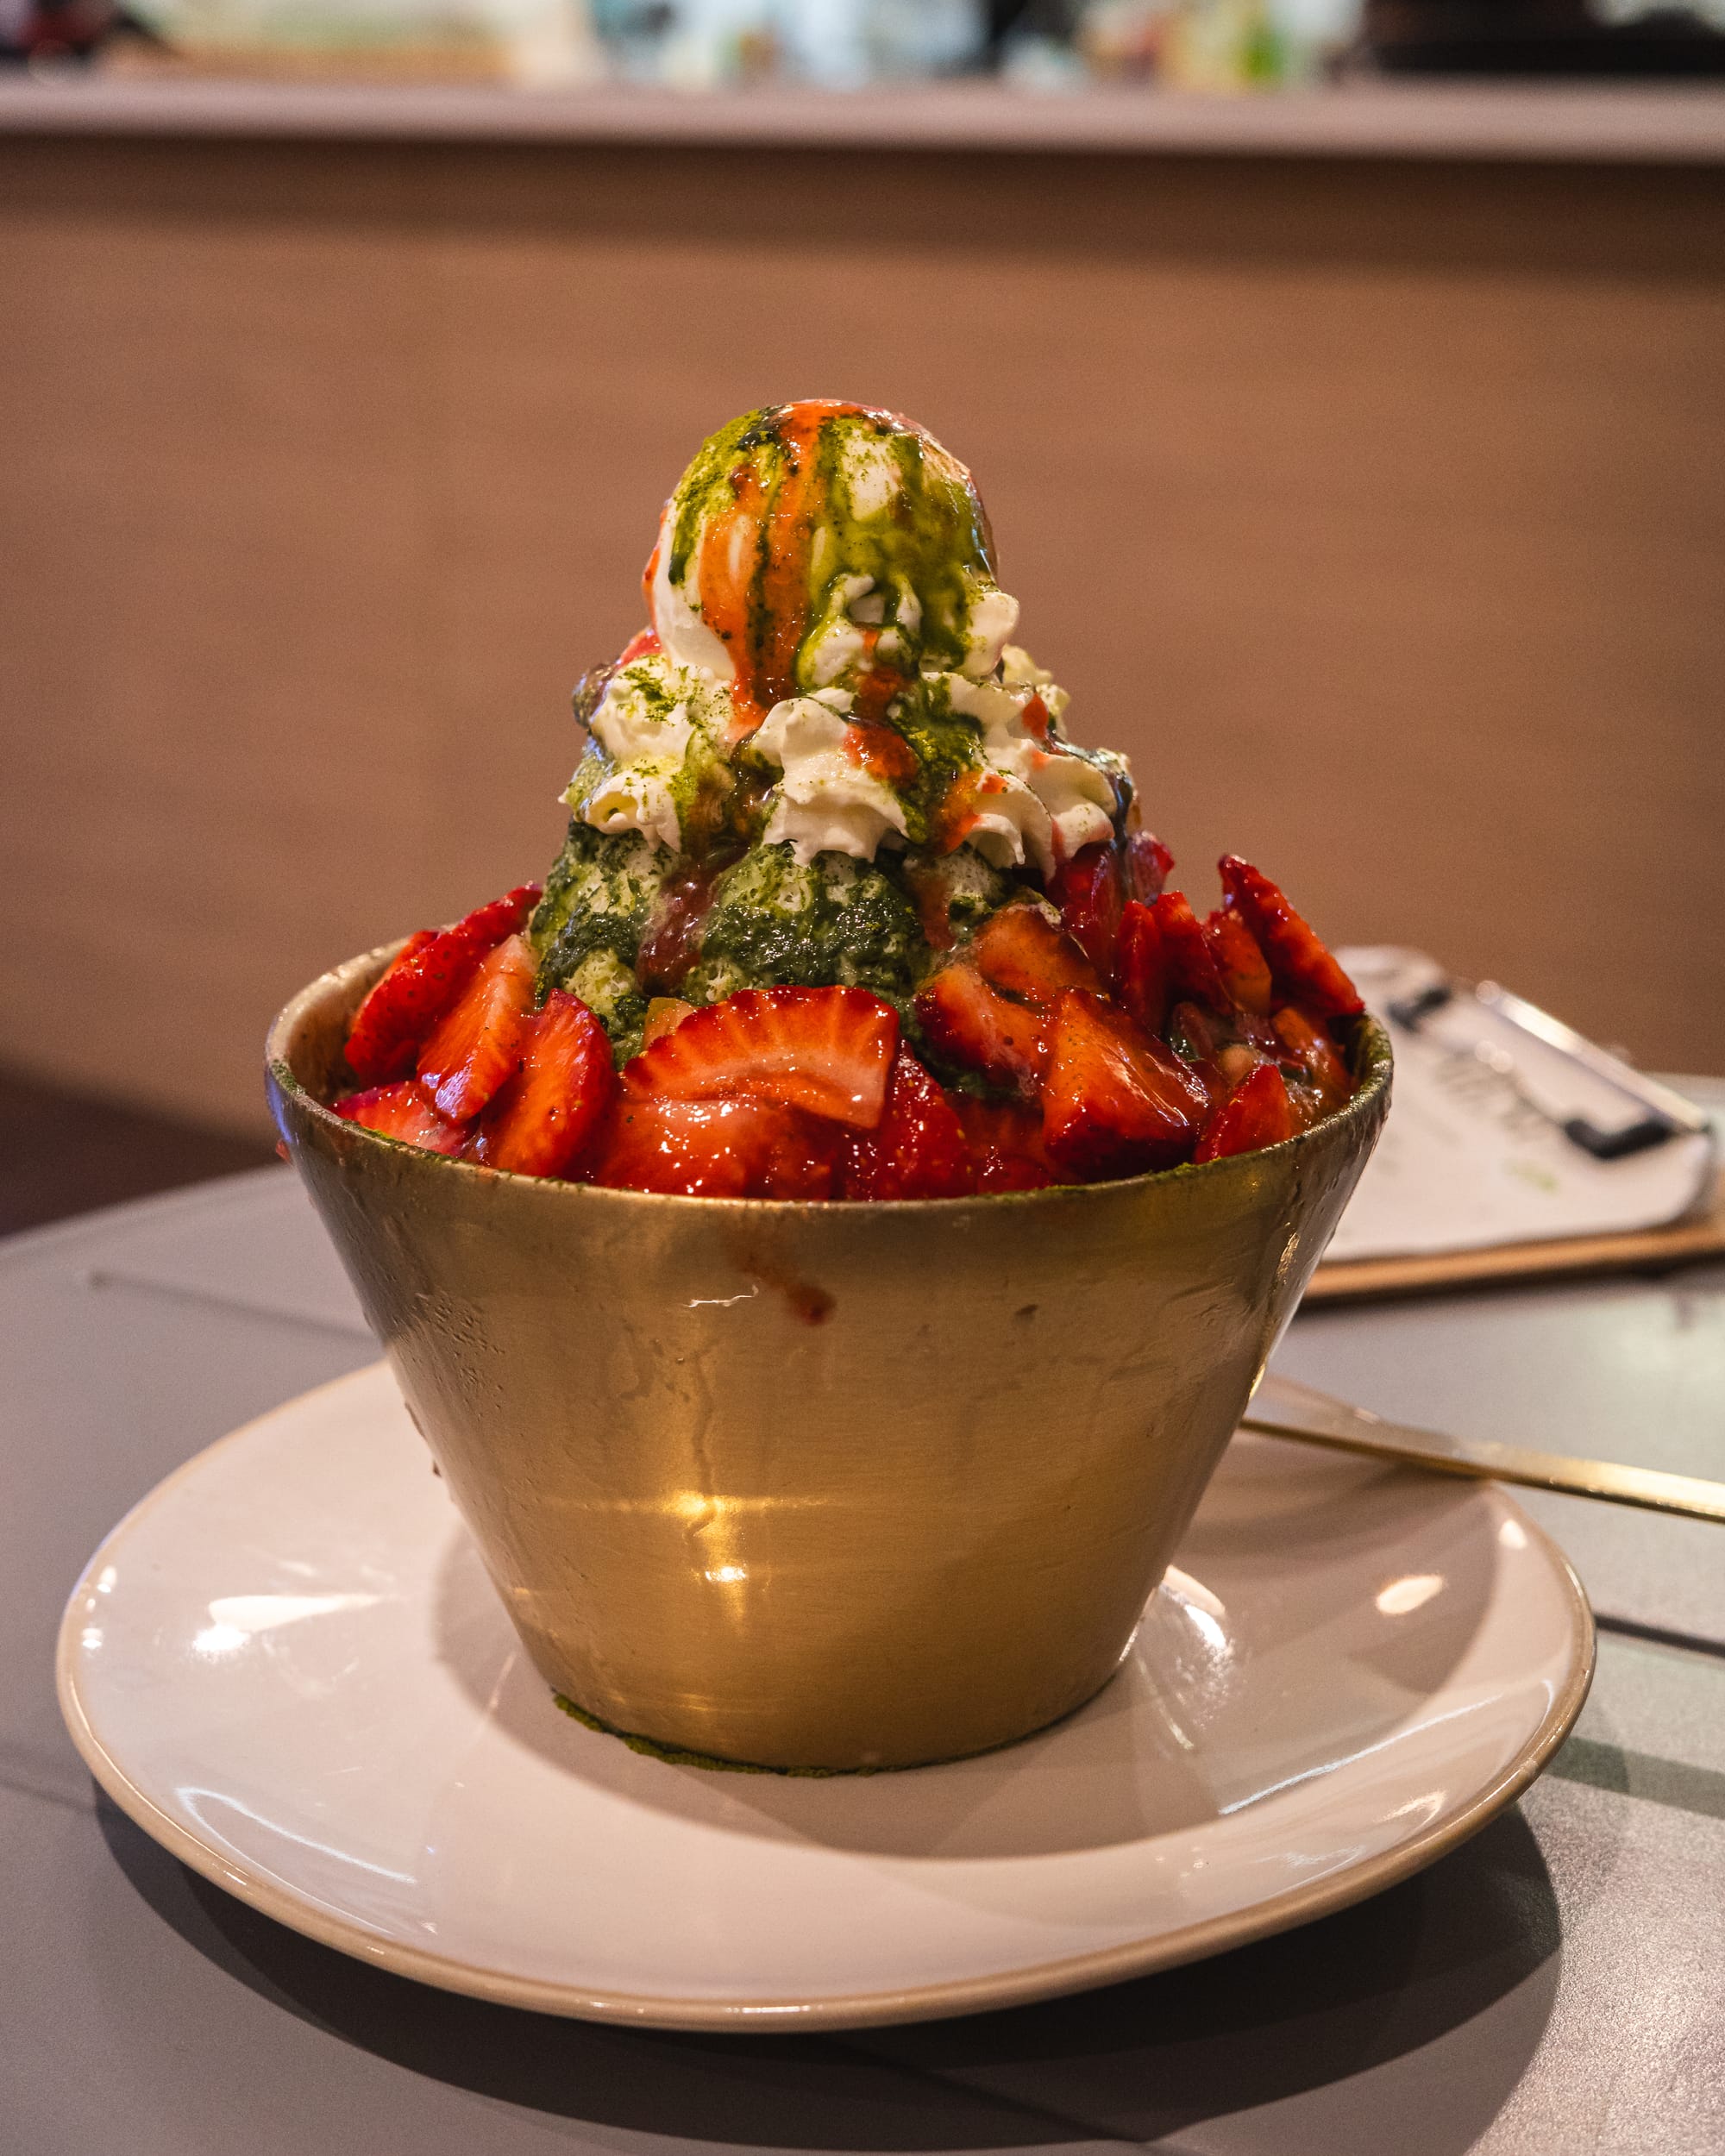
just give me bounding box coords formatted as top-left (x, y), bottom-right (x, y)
top-left (1386, 978), bottom-right (1712, 1163)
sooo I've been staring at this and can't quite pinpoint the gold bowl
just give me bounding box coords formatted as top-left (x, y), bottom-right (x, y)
top-left (267, 945), bottom-right (1390, 1771)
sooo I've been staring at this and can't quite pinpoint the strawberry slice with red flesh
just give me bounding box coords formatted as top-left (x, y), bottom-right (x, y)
top-left (1271, 1005), bottom-right (1353, 1116)
top-left (417, 933), bottom-right (536, 1123)
top-left (914, 963), bottom-right (1048, 1098)
top-left (1164, 998), bottom-right (1237, 1109)
top-left (623, 987), bottom-right (896, 1131)
top-left (1115, 899), bottom-right (1168, 1037)
top-left (336, 1081), bottom-right (466, 1156)
top-left (345, 883), bottom-right (543, 1085)
top-left (1204, 907), bottom-right (1274, 1018)
top-left (1041, 992), bottom-right (1208, 1180)
top-left (953, 1097), bottom-right (1059, 1192)
top-left (343, 931), bottom-right (439, 1086)
top-left (592, 1096), bottom-right (840, 1200)
top-left (474, 990), bottom-right (617, 1178)
top-left (1048, 842), bottom-right (1126, 981)
top-left (840, 1050), bottom-right (975, 1201)
top-left (971, 905), bottom-right (1099, 1008)
top-left (1151, 891), bottom-right (1231, 1014)
top-left (1218, 857), bottom-right (1363, 1019)
top-left (1126, 830), bottom-right (1174, 904)
top-left (1195, 1062), bottom-right (1297, 1163)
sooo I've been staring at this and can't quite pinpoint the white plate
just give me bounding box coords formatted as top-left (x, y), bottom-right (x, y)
top-left (58, 1363), bottom-right (1592, 2033)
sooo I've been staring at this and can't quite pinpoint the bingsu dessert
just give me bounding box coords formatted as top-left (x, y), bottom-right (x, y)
top-left (333, 400), bottom-right (1364, 1198)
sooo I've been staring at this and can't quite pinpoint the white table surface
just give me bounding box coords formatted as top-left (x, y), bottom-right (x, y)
top-left (3, 1138), bottom-right (1722, 2154)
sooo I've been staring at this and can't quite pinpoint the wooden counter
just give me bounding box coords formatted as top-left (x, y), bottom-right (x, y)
top-left (3, 85), bottom-right (1722, 1129)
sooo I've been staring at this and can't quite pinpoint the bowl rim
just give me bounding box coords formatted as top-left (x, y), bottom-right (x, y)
top-left (267, 938), bottom-right (1392, 1217)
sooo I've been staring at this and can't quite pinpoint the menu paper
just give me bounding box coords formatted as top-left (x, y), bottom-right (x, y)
top-left (1321, 949), bottom-right (1718, 1265)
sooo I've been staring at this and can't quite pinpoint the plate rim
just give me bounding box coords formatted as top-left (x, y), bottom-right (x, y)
top-left (56, 1364), bottom-right (1597, 2034)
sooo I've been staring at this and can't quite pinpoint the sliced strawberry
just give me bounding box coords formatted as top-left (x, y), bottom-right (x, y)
top-left (1115, 899), bottom-right (1168, 1037)
top-left (616, 626), bottom-right (661, 666)
top-left (417, 933), bottom-right (536, 1122)
top-left (1271, 1004), bottom-right (1353, 1117)
top-left (1126, 830), bottom-right (1174, 903)
top-left (971, 906), bottom-right (1099, 1008)
top-left (1164, 999), bottom-right (1233, 1106)
top-left (1049, 842), bottom-right (1125, 981)
top-left (345, 884), bottom-right (542, 1085)
top-left (335, 1081), bottom-right (465, 1156)
top-left (622, 986), bottom-right (896, 1131)
top-left (1217, 857), bottom-right (1363, 1018)
top-left (343, 931), bottom-right (439, 1086)
top-left (839, 1050), bottom-right (975, 1201)
top-left (474, 991), bottom-right (617, 1179)
top-left (643, 996), bottom-right (697, 1046)
top-left (1151, 891), bottom-right (1230, 1014)
top-left (1195, 1062), bottom-right (1297, 1163)
top-left (953, 1097), bottom-right (1059, 1192)
top-left (1041, 991), bottom-right (1208, 1180)
top-left (914, 963), bottom-right (1048, 1097)
top-left (1204, 907), bottom-right (1274, 1018)
top-left (452, 883), bottom-right (543, 948)
top-left (592, 1096), bottom-right (840, 1200)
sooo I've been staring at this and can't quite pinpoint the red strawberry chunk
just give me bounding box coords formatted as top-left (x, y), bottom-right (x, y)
top-left (839, 1050), bottom-right (975, 1201)
top-left (1204, 907), bottom-right (1274, 1018)
top-left (343, 931), bottom-right (440, 1086)
top-left (1151, 891), bottom-right (1230, 1014)
top-left (335, 1081), bottom-right (465, 1156)
top-left (1048, 842), bottom-right (1125, 981)
top-left (1126, 830), bottom-right (1174, 903)
top-left (1271, 1005), bottom-right (1353, 1116)
top-left (971, 906), bottom-right (1099, 1008)
top-left (454, 883), bottom-right (544, 951)
top-left (1218, 857), bottom-right (1363, 1018)
top-left (914, 963), bottom-right (1049, 1097)
top-left (953, 1097), bottom-right (1059, 1192)
top-left (1195, 1062), bottom-right (1297, 1163)
top-left (344, 883), bottom-right (543, 1085)
top-left (1164, 999), bottom-right (1233, 1107)
top-left (475, 990), bottom-right (617, 1179)
top-left (1041, 991), bottom-right (1208, 1180)
top-left (623, 986), bottom-right (896, 1131)
top-left (417, 933), bottom-right (536, 1123)
top-left (1116, 899), bottom-right (1168, 1037)
top-left (592, 1096), bottom-right (840, 1200)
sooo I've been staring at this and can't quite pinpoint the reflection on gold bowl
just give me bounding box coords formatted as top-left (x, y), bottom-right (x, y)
top-left (267, 944), bottom-right (1390, 1772)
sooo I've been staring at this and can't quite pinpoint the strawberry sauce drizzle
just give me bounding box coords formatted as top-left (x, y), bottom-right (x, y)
top-left (637, 865), bottom-right (720, 992)
top-left (844, 720), bottom-right (919, 786)
top-left (692, 401), bottom-right (869, 739)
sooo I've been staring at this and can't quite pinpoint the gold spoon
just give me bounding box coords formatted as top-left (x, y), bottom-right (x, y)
top-left (1244, 1373), bottom-right (1725, 1526)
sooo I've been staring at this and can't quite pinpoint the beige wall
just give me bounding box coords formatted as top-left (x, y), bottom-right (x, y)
top-left (3, 135), bottom-right (1722, 1131)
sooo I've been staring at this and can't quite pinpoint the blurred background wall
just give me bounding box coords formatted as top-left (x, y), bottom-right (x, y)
top-left (3, 130), bottom-right (1722, 1133)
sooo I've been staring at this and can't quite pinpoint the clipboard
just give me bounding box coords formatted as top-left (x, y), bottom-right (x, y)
top-left (1309, 950), bottom-right (1721, 1303)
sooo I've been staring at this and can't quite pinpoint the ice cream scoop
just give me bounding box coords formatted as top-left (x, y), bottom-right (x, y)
top-left (645, 400), bottom-right (1020, 726)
